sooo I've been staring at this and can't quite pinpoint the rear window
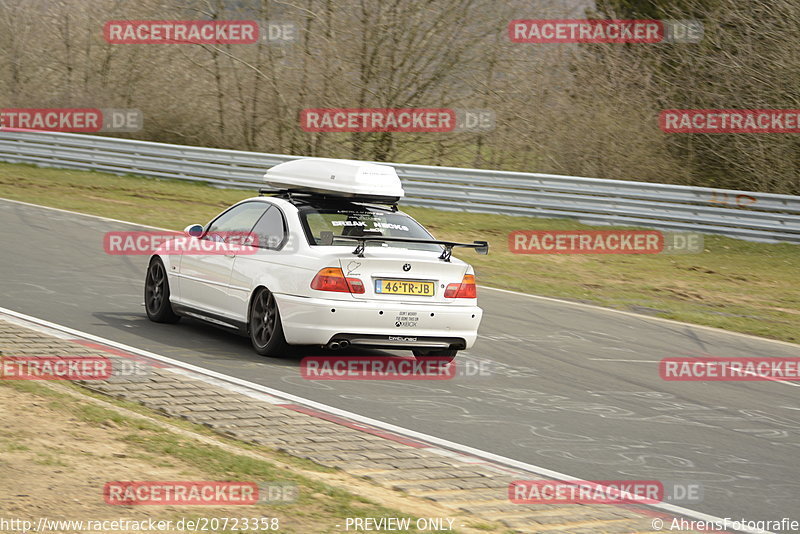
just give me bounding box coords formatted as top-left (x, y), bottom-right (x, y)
top-left (299, 206), bottom-right (441, 252)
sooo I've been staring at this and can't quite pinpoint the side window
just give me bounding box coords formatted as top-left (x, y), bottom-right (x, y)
top-left (250, 206), bottom-right (286, 250)
top-left (206, 202), bottom-right (269, 241)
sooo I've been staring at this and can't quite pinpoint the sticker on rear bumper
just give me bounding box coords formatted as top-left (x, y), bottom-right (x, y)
top-left (395, 311), bottom-right (418, 327)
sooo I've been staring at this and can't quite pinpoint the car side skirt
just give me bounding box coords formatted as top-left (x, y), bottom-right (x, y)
top-left (171, 303), bottom-right (248, 335)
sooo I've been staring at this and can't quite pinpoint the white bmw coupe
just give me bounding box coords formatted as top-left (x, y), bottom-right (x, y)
top-left (144, 158), bottom-right (487, 361)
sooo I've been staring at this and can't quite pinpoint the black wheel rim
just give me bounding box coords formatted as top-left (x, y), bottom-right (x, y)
top-left (251, 290), bottom-right (277, 348)
top-left (145, 262), bottom-right (166, 314)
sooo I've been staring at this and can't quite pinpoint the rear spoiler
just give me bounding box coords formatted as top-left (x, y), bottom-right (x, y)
top-left (319, 233), bottom-right (489, 262)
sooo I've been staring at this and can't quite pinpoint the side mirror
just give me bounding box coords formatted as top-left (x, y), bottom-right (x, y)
top-left (184, 224), bottom-right (204, 237)
top-left (474, 241), bottom-right (489, 255)
top-left (319, 231), bottom-right (334, 246)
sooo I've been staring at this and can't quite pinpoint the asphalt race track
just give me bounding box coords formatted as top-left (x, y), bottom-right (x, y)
top-left (2, 198), bottom-right (799, 530)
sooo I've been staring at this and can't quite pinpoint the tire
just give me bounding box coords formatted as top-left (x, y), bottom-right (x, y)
top-left (249, 287), bottom-right (289, 357)
top-left (144, 257), bottom-right (181, 323)
top-left (412, 348), bottom-right (457, 363)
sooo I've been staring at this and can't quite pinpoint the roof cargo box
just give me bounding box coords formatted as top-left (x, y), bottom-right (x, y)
top-left (264, 158), bottom-right (404, 203)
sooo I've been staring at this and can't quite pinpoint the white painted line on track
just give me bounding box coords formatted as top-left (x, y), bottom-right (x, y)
top-left (0, 305), bottom-right (772, 534)
top-left (589, 358), bottom-right (800, 388)
top-left (0, 196), bottom-right (168, 231)
top-left (478, 286), bottom-right (800, 349)
top-left (673, 360), bottom-right (800, 388)
top-left (589, 358), bottom-right (662, 362)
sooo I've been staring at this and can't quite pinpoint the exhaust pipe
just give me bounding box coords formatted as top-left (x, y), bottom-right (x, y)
top-left (326, 339), bottom-right (350, 350)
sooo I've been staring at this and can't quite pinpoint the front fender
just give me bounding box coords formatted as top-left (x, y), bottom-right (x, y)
top-left (148, 252), bottom-right (181, 302)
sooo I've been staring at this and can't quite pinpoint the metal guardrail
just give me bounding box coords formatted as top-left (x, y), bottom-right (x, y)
top-left (1, 129), bottom-right (799, 243)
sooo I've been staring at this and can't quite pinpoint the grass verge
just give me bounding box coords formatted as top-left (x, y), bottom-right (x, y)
top-left (0, 379), bottom-right (506, 533)
top-left (0, 162), bottom-right (797, 343)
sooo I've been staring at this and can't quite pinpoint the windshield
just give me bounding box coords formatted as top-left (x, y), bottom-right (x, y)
top-left (299, 206), bottom-right (442, 252)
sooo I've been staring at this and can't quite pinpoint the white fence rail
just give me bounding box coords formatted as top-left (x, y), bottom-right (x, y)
top-left (1, 130), bottom-right (798, 243)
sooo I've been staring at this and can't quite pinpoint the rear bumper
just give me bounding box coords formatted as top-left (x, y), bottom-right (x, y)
top-left (329, 333), bottom-right (467, 350)
top-left (274, 293), bottom-right (482, 348)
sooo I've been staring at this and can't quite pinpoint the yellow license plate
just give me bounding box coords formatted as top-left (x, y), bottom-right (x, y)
top-left (375, 279), bottom-right (434, 296)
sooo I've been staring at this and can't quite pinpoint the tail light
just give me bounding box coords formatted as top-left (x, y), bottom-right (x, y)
top-left (444, 274), bottom-right (477, 298)
top-left (310, 267), bottom-right (365, 294)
